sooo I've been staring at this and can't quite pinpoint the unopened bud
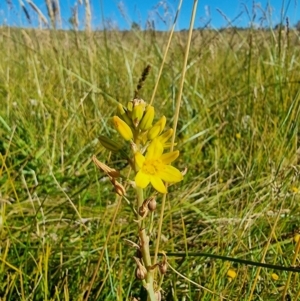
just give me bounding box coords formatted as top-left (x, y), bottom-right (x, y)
top-left (139, 105), bottom-right (155, 131)
top-left (113, 116), bottom-right (133, 141)
top-left (98, 135), bottom-right (122, 152)
top-left (132, 104), bottom-right (145, 127)
top-left (117, 103), bottom-right (126, 115)
top-left (147, 116), bottom-right (166, 140)
top-left (117, 104), bottom-right (134, 128)
top-left (127, 101), bottom-right (133, 112)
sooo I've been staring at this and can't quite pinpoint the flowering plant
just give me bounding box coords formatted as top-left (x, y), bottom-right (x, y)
top-left (94, 96), bottom-right (183, 300)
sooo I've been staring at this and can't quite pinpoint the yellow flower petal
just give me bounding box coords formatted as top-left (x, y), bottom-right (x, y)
top-left (158, 165), bottom-right (183, 183)
top-left (146, 139), bottom-right (163, 159)
top-left (158, 129), bottom-right (173, 144)
top-left (150, 176), bottom-right (167, 193)
top-left (135, 152), bottom-right (145, 169)
top-left (160, 150), bottom-right (179, 164)
top-left (135, 171), bottom-right (150, 188)
top-left (147, 116), bottom-right (166, 140)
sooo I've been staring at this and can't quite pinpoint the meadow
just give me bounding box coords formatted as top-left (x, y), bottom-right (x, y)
top-left (0, 21), bottom-right (300, 300)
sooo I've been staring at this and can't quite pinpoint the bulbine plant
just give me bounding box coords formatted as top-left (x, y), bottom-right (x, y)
top-left (93, 96), bottom-right (184, 300)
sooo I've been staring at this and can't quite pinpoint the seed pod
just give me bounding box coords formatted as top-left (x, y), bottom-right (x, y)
top-left (112, 179), bottom-right (126, 196)
top-left (138, 203), bottom-right (148, 217)
top-left (134, 257), bottom-right (147, 280)
top-left (159, 262), bottom-right (167, 275)
top-left (135, 267), bottom-right (147, 280)
top-left (154, 291), bottom-right (162, 301)
top-left (148, 197), bottom-right (157, 212)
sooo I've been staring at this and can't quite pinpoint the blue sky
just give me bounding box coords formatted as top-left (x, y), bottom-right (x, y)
top-left (1, 0), bottom-right (299, 30)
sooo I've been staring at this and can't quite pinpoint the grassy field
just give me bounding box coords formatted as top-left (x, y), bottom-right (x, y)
top-left (1, 23), bottom-right (300, 300)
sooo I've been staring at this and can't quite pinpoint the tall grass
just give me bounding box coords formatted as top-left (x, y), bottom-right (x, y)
top-left (1, 2), bottom-right (300, 300)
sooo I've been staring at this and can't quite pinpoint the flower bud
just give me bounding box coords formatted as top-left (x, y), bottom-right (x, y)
top-left (147, 116), bottom-right (166, 140)
top-left (132, 104), bottom-right (145, 127)
top-left (117, 104), bottom-right (134, 127)
top-left (127, 101), bottom-right (133, 112)
top-left (113, 116), bottom-right (133, 141)
top-left (98, 135), bottom-right (122, 152)
top-left (139, 105), bottom-right (155, 131)
top-left (117, 103), bottom-right (126, 115)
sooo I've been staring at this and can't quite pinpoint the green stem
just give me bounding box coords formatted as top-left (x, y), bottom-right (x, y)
top-left (136, 187), bottom-right (156, 301)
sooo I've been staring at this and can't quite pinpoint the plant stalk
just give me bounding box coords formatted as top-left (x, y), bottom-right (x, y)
top-left (136, 186), bottom-right (156, 301)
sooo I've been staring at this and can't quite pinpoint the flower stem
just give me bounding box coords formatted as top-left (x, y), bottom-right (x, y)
top-left (136, 186), bottom-right (156, 301)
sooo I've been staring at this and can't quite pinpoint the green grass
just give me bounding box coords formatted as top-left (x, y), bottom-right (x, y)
top-left (0, 24), bottom-right (300, 300)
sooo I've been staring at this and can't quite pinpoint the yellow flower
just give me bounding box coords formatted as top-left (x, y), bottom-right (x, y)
top-left (294, 233), bottom-right (300, 243)
top-left (134, 139), bottom-right (183, 193)
top-left (271, 273), bottom-right (279, 281)
top-left (227, 269), bottom-right (237, 280)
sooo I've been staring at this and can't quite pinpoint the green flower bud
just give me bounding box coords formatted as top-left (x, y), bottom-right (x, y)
top-left (127, 101), bottom-right (133, 112)
top-left (98, 135), bottom-right (122, 152)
